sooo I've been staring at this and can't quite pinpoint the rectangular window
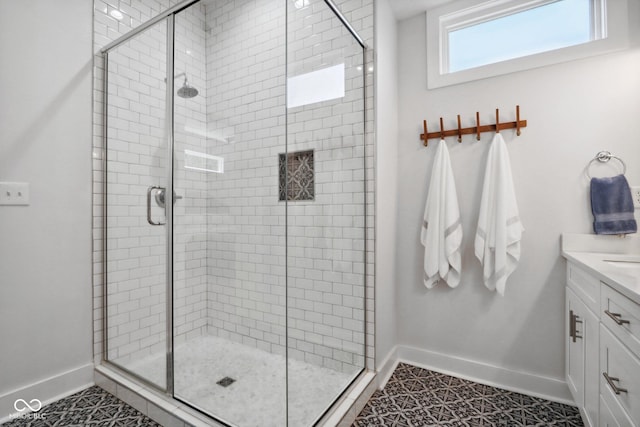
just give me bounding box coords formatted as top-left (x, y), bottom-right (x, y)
top-left (449, 0), bottom-right (592, 73)
top-left (427, 0), bottom-right (630, 88)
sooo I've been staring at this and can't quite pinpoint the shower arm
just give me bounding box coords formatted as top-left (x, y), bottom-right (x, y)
top-left (164, 72), bottom-right (187, 82)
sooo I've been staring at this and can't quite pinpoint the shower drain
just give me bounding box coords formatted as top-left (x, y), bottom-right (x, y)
top-left (216, 377), bottom-right (236, 387)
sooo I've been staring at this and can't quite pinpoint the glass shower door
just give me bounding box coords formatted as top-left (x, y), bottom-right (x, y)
top-left (285, 2), bottom-right (367, 425)
top-left (171, 2), bottom-right (288, 426)
top-left (104, 18), bottom-right (170, 390)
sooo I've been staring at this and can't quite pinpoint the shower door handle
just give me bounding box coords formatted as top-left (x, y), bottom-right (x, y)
top-left (154, 187), bottom-right (183, 208)
top-left (147, 186), bottom-right (166, 226)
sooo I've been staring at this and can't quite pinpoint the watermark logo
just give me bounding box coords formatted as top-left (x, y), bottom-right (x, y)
top-left (14, 399), bottom-right (42, 412)
top-left (10, 398), bottom-right (45, 420)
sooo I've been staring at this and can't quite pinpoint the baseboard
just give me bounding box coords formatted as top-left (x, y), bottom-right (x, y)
top-left (0, 363), bottom-right (94, 424)
top-left (396, 345), bottom-right (574, 405)
top-left (376, 345), bottom-right (399, 390)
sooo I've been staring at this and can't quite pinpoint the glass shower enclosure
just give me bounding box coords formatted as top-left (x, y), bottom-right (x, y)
top-left (101, 0), bottom-right (366, 425)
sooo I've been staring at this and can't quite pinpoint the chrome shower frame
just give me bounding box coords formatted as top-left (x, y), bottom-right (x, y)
top-left (100, 0), bottom-right (369, 425)
top-left (101, 0), bottom-right (195, 398)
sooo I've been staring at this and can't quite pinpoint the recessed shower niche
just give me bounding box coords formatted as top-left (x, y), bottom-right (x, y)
top-left (279, 150), bottom-right (315, 201)
top-left (99, 0), bottom-right (369, 425)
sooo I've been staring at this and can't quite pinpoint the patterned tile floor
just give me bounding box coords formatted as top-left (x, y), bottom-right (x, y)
top-left (2, 386), bottom-right (160, 427)
top-left (2, 363), bottom-right (583, 427)
top-left (353, 363), bottom-right (584, 427)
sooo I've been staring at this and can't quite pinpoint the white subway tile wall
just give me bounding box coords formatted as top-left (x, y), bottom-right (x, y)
top-left (203, 0), bottom-right (289, 362)
top-left (92, 0), bottom-right (374, 385)
top-left (100, 2), bottom-right (210, 382)
top-left (286, 2), bottom-right (368, 374)
top-left (201, 0), bottom-right (366, 374)
top-left (104, 20), bottom-right (170, 380)
top-left (172, 3), bottom-right (209, 348)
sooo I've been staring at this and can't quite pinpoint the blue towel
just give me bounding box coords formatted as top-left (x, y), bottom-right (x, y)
top-left (590, 174), bottom-right (637, 235)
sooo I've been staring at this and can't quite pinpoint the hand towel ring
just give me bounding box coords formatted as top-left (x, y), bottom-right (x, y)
top-left (586, 151), bottom-right (626, 179)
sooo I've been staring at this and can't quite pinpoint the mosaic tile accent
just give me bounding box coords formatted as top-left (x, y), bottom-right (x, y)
top-left (353, 363), bottom-right (583, 427)
top-left (2, 386), bottom-right (161, 427)
top-left (279, 150), bottom-right (314, 201)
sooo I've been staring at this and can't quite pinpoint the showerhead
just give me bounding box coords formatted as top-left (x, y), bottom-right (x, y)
top-left (177, 77), bottom-right (198, 99)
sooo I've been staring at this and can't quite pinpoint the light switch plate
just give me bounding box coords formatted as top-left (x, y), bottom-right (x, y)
top-left (0, 182), bottom-right (30, 205)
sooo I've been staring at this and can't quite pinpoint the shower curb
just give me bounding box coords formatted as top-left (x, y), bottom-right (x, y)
top-left (95, 365), bottom-right (376, 427)
top-left (317, 371), bottom-right (377, 427)
top-left (94, 365), bottom-right (221, 427)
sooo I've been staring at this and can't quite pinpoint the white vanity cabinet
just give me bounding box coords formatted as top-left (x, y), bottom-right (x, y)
top-left (566, 264), bottom-right (601, 427)
top-left (566, 261), bottom-right (640, 427)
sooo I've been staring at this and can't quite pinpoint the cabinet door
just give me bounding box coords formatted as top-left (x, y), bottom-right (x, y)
top-left (600, 324), bottom-right (640, 426)
top-left (600, 395), bottom-right (625, 427)
top-left (600, 367), bottom-right (636, 427)
top-left (567, 287), bottom-right (585, 407)
top-left (583, 300), bottom-right (599, 427)
top-left (566, 287), bottom-right (599, 426)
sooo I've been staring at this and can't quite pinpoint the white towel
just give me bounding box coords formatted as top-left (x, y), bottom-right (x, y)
top-left (421, 139), bottom-right (463, 289)
top-left (475, 133), bottom-right (524, 296)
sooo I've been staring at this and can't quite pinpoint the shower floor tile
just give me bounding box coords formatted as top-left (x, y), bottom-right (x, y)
top-left (131, 335), bottom-right (355, 427)
top-left (353, 362), bottom-right (583, 427)
top-left (1, 386), bottom-right (160, 427)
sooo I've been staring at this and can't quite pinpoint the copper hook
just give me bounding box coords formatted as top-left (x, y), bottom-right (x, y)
top-left (495, 108), bottom-right (500, 134)
top-left (423, 119), bottom-right (428, 146)
top-left (439, 117), bottom-right (445, 140)
top-left (475, 112), bottom-right (480, 141)
top-left (457, 115), bottom-right (462, 143)
top-left (516, 105), bottom-right (521, 136)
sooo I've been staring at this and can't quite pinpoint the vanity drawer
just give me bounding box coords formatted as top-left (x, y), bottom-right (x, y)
top-left (567, 262), bottom-right (600, 314)
top-left (601, 393), bottom-right (635, 427)
top-left (600, 324), bottom-right (640, 426)
top-left (601, 284), bottom-right (640, 357)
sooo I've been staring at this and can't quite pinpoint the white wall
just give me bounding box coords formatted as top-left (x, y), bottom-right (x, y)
top-left (394, 13), bottom-right (640, 399)
top-left (374, 0), bottom-right (398, 371)
top-left (0, 0), bottom-right (93, 419)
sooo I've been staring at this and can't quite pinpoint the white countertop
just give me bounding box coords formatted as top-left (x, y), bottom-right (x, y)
top-left (562, 233), bottom-right (640, 305)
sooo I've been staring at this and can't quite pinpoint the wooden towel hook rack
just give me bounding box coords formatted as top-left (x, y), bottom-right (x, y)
top-left (420, 105), bottom-right (527, 146)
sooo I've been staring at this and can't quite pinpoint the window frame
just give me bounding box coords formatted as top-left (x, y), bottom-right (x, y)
top-left (426, 0), bottom-right (630, 89)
